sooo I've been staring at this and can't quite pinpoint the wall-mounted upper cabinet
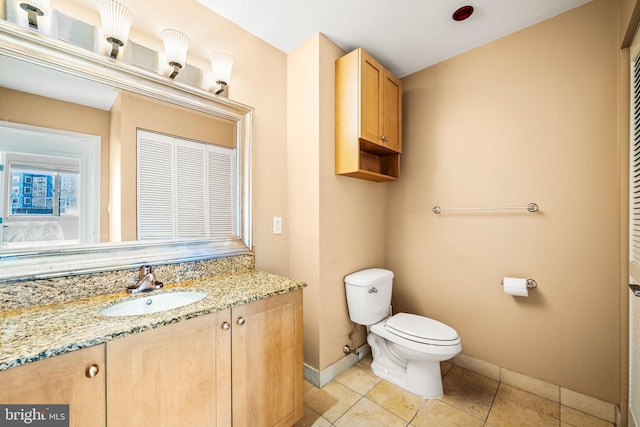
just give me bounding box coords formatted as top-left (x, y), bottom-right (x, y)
top-left (336, 48), bottom-right (403, 182)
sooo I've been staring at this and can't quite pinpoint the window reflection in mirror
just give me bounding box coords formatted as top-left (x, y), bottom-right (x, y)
top-left (0, 122), bottom-right (100, 248)
top-left (6, 159), bottom-right (79, 244)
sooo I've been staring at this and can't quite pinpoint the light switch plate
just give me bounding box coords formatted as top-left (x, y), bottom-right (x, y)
top-left (272, 217), bottom-right (282, 234)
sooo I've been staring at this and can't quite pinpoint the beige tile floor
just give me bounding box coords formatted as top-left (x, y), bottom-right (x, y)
top-left (296, 356), bottom-right (614, 427)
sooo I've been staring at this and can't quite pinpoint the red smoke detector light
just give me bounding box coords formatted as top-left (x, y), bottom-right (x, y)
top-left (453, 5), bottom-right (474, 21)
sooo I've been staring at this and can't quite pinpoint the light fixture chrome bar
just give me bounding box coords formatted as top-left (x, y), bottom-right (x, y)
top-left (169, 62), bottom-right (181, 79)
top-left (432, 202), bottom-right (539, 215)
top-left (106, 36), bottom-right (123, 59)
top-left (214, 81), bottom-right (228, 95)
top-left (19, 3), bottom-right (45, 30)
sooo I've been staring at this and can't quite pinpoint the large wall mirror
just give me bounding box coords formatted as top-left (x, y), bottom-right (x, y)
top-left (0, 20), bottom-right (253, 282)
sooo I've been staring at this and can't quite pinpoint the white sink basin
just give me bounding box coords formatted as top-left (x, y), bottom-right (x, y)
top-left (100, 291), bottom-right (208, 317)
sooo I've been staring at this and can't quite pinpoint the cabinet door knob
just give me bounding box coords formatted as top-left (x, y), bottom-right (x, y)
top-left (221, 321), bottom-right (231, 330)
top-left (85, 364), bottom-right (100, 378)
top-left (236, 317), bottom-right (246, 326)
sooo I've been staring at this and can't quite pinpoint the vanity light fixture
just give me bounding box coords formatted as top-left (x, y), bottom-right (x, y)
top-left (209, 52), bottom-right (233, 96)
top-left (97, 0), bottom-right (134, 59)
top-left (161, 29), bottom-right (190, 79)
top-left (19, 0), bottom-right (51, 30)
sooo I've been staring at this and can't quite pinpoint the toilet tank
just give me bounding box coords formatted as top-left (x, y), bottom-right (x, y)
top-left (344, 268), bottom-right (394, 325)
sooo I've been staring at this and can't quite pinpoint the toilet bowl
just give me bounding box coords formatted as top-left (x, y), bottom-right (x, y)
top-left (368, 313), bottom-right (461, 397)
top-left (344, 269), bottom-right (461, 398)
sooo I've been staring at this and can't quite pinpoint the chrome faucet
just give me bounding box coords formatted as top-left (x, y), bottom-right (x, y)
top-left (127, 265), bottom-right (164, 294)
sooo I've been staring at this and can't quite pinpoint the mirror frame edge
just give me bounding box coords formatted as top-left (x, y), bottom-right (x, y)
top-left (0, 20), bottom-right (254, 283)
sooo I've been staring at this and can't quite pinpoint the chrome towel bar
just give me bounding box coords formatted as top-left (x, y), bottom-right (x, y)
top-left (432, 202), bottom-right (539, 215)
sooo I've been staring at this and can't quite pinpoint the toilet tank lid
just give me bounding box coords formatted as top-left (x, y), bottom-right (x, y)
top-left (344, 268), bottom-right (394, 286)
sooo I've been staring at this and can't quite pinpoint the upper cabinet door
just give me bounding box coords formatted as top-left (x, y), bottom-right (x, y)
top-left (358, 49), bottom-right (402, 153)
top-left (360, 51), bottom-right (383, 145)
top-left (382, 71), bottom-right (402, 153)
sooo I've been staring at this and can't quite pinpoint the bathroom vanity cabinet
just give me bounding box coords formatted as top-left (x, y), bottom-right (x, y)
top-left (0, 344), bottom-right (105, 426)
top-left (335, 47), bottom-right (403, 182)
top-left (0, 289), bottom-right (303, 427)
top-left (108, 289), bottom-right (304, 427)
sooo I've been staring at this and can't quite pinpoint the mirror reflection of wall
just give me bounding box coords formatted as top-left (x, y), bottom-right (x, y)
top-left (0, 81), bottom-right (237, 247)
top-left (109, 91), bottom-right (236, 242)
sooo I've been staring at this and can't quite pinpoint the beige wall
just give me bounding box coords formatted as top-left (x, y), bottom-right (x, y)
top-left (230, 35), bottom-right (289, 276)
top-left (288, 35), bottom-right (322, 368)
top-left (388, 0), bottom-right (620, 402)
top-left (4, 0), bottom-right (630, 405)
top-left (288, 34), bottom-right (387, 370)
top-left (619, 45), bottom-right (631, 425)
top-left (0, 87), bottom-right (111, 241)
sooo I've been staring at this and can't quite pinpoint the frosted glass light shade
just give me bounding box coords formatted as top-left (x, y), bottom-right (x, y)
top-left (19, 0), bottom-right (51, 15)
top-left (210, 52), bottom-right (233, 86)
top-left (162, 29), bottom-right (190, 68)
top-left (98, 0), bottom-right (134, 53)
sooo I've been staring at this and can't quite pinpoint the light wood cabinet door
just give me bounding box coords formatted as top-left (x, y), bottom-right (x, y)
top-left (360, 51), bottom-right (384, 146)
top-left (0, 345), bottom-right (105, 427)
top-left (359, 50), bottom-right (402, 153)
top-left (106, 311), bottom-right (232, 427)
top-left (381, 70), bottom-right (402, 153)
top-left (231, 289), bottom-right (303, 427)
top-left (358, 49), bottom-right (402, 154)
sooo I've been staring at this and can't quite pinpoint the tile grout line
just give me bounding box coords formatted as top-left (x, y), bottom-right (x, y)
top-left (304, 363), bottom-right (612, 427)
top-left (483, 383), bottom-right (500, 427)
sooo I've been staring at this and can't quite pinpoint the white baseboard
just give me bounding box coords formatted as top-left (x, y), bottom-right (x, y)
top-left (304, 344), bottom-right (371, 388)
top-left (630, 408), bottom-right (638, 427)
top-left (305, 349), bottom-right (620, 426)
top-left (455, 353), bottom-right (618, 425)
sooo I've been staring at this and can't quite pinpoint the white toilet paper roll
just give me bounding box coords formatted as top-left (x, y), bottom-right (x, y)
top-left (503, 277), bottom-right (528, 297)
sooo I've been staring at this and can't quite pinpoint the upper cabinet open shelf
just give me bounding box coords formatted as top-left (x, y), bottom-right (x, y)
top-left (335, 48), bottom-right (402, 182)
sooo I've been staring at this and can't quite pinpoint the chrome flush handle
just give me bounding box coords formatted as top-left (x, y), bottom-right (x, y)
top-left (368, 287), bottom-right (378, 294)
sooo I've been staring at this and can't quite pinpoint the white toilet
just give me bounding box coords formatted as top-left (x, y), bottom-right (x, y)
top-left (344, 268), bottom-right (461, 398)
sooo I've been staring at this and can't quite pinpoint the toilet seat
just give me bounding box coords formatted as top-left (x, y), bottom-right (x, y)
top-left (370, 313), bottom-right (461, 352)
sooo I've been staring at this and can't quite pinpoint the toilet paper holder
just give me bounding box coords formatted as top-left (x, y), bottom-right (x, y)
top-left (500, 279), bottom-right (537, 289)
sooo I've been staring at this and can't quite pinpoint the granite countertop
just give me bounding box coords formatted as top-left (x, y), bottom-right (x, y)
top-left (0, 270), bottom-right (305, 371)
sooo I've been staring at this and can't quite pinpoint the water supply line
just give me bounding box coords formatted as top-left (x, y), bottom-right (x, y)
top-left (343, 323), bottom-right (364, 357)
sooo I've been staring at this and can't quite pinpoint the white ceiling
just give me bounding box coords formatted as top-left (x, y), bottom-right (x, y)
top-left (1, 0), bottom-right (593, 109)
top-left (196, 0), bottom-right (592, 78)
